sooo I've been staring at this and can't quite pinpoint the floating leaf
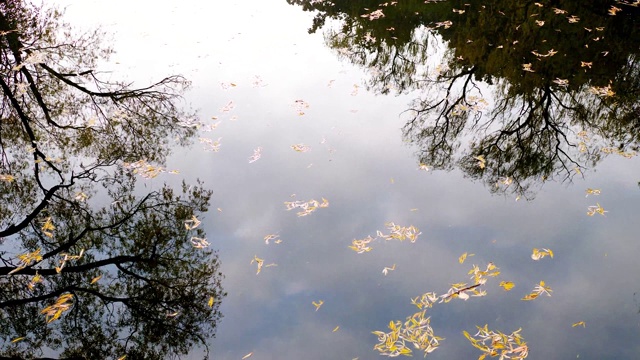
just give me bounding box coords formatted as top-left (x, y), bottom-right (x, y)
top-left (42, 217), bottom-right (55, 238)
top-left (0, 174), bottom-right (15, 182)
top-left (382, 264), bottom-right (396, 276)
top-left (190, 237), bottom-right (210, 249)
top-left (585, 188), bottom-right (601, 197)
top-left (250, 256), bottom-right (264, 274)
top-left (572, 321), bottom-right (586, 328)
top-left (284, 198), bottom-right (328, 217)
top-left (248, 147), bottom-right (263, 163)
top-left (587, 203), bottom-right (607, 216)
top-left (522, 281), bottom-right (552, 301)
top-left (459, 252), bottom-right (475, 264)
top-left (9, 248), bottom-right (43, 275)
top-left (290, 143), bottom-right (311, 153)
top-left (313, 300), bottom-right (324, 311)
top-left (28, 271), bottom-right (43, 290)
top-left (500, 281), bottom-right (515, 291)
top-left (531, 248), bottom-right (553, 260)
top-left (349, 235), bottom-right (374, 254)
top-left (264, 234), bottom-right (280, 244)
top-left (41, 293), bottom-right (74, 323)
top-left (464, 326), bottom-right (528, 360)
top-left (184, 215), bottom-right (201, 230)
top-left (373, 310), bottom-right (442, 357)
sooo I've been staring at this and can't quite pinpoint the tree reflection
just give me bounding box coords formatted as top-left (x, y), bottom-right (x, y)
top-left (290, 0), bottom-right (640, 197)
top-left (0, 1), bottom-right (224, 359)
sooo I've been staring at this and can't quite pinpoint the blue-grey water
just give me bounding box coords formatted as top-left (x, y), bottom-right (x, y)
top-left (52, 1), bottom-right (640, 359)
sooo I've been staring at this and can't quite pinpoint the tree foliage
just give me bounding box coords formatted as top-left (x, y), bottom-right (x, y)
top-left (0, 1), bottom-right (224, 358)
top-left (290, 0), bottom-right (640, 198)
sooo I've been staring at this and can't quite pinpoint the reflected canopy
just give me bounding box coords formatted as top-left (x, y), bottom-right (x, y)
top-left (0, 1), bottom-right (225, 359)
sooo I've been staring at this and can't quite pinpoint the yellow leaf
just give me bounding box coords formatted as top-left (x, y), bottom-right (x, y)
top-left (11, 336), bottom-right (25, 343)
top-left (90, 275), bottom-right (102, 284)
top-left (41, 218), bottom-right (54, 231)
top-left (459, 252), bottom-right (475, 264)
top-left (241, 352), bottom-right (253, 359)
top-left (208, 296), bottom-right (215, 307)
top-left (333, 326), bottom-right (340, 332)
top-left (499, 281), bottom-right (515, 291)
top-left (572, 321), bottom-right (586, 328)
top-left (0, 174), bottom-right (15, 182)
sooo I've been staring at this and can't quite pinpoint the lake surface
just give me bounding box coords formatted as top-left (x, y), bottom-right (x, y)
top-left (25, 0), bottom-right (640, 359)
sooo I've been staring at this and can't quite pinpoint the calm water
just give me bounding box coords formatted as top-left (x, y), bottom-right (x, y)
top-left (26, 0), bottom-right (640, 358)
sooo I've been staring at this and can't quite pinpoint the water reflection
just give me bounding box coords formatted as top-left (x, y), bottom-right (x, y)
top-left (0, 2), bottom-right (224, 358)
top-left (291, 0), bottom-right (640, 197)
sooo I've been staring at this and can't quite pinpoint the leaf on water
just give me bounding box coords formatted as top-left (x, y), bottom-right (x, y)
top-left (459, 252), bottom-right (475, 264)
top-left (250, 255), bottom-right (264, 275)
top-left (208, 296), bottom-right (215, 308)
top-left (361, 9), bottom-right (385, 20)
top-left (608, 6), bottom-right (622, 15)
top-left (11, 337), bottom-right (25, 343)
top-left (373, 310), bottom-right (442, 357)
top-left (531, 248), bottom-right (553, 260)
top-left (41, 293), bottom-right (74, 323)
top-left (190, 237), bottom-right (210, 249)
top-left (248, 147), bottom-right (263, 163)
top-left (0, 174), bottom-right (15, 182)
top-left (418, 163), bottom-right (430, 171)
top-left (290, 143), bottom-right (311, 152)
top-left (264, 234), bottom-right (280, 244)
top-left (500, 281), bottom-right (515, 291)
top-left (90, 275), bottom-right (102, 284)
top-left (379, 222), bottom-right (421, 242)
top-left (28, 271), bottom-right (43, 290)
top-left (199, 137), bottom-right (222, 152)
top-left (585, 188), bottom-right (601, 197)
top-left (522, 281), bottom-right (552, 301)
top-left (572, 321), bottom-right (586, 328)
top-left (9, 248), bottom-right (43, 275)
top-left (586, 203), bottom-right (607, 216)
top-left (349, 236), bottom-right (374, 254)
top-left (284, 198), bottom-right (328, 216)
top-left (333, 326), bottom-right (340, 332)
top-left (382, 264), bottom-right (396, 276)
top-left (522, 63), bottom-right (535, 72)
top-left (184, 215), bottom-right (201, 230)
top-left (42, 217), bottom-right (55, 238)
top-left (122, 159), bottom-right (167, 178)
top-left (464, 326), bottom-right (528, 360)
top-left (313, 300), bottom-right (324, 311)
top-left (241, 352), bottom-right (253, 359)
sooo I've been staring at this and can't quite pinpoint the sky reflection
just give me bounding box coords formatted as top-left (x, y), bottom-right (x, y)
top-left (50, 0), bottom-right (640, 359)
